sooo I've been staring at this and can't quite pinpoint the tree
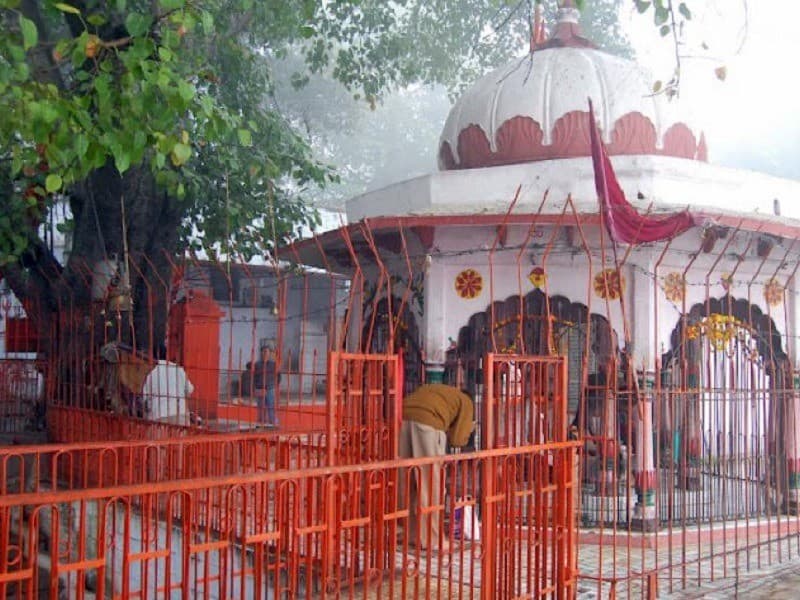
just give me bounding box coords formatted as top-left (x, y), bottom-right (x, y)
top-left (0, 0), bottom-right (632, 368)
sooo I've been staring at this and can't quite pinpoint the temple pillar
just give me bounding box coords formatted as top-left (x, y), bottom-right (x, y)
top-left (678, 370), bottom-right (702, 490)
top-left (595, 385), bottom-right (618, 496)
top-left (632, 394), bottom-right (658, 530)
top-left (786, 376), bottom-right (800, 513)
top-left (422, 256), bottom-right (447, 383)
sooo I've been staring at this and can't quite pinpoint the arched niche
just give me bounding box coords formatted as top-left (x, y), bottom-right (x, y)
top-left (660, 295), bottom-right (790, 501)
top-left (449, 289), bottom-right (619, 419)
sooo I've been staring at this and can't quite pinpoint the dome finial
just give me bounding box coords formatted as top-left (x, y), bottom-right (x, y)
top-left (532, 0), bottom-right (596, 51)
top-left (530, 2), bottom-right (546, 51)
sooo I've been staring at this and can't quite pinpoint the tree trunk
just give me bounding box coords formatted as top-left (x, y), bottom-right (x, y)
top-left (3, 163), bottom-right (184, 412)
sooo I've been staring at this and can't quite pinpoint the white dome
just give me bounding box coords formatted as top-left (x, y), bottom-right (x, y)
top-left (439, 13), bottom-right (706, 170)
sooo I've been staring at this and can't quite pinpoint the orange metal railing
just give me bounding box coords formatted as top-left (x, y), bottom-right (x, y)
top-left (0, 442), bottom-right (579, 599)
top-left (1, 430), bottom-right (329, 495)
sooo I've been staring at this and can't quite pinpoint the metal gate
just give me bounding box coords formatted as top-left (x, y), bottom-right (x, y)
top-left (326, 351), bottom-right (401, 465)
top-left (482, 353), bottom-right (578, 599)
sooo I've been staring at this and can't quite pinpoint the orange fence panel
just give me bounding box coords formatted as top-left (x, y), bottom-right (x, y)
top-left (482, 353), bottom-right (576, 600)
top-left (327, 352), bottom-right (401, 465)
top-left (0, 442), bottom-right (579, 599)
top-left (1, 430), bottom-right (329, 494)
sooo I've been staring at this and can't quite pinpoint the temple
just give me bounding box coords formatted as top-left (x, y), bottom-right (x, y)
top-left (3, 2), bottom-right (800, 597)
top-left (283, 1), bottom-right (800, 532)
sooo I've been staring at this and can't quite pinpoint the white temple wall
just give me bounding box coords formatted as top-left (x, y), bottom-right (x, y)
top-left (341, 222), bottom-right (794, 370)
top-left (424, 224), bottom-right (630, 362)
top-left (417, 224), bottom-right (793, 371)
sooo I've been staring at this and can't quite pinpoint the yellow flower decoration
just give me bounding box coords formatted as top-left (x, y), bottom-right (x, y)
top-left (764, 279), bottom-right (783, 307)
top-left (593, 269), bottom-right (624, 300)
top-left (687, 313), bottom-right (745, 350)
top-left (528, 266), bottom-right (546, 289)
top-left (662, 272), bottom-right (685, 303)
top-left (455, 268), bottom-right (483, 299)
top-left (720, 273), bottom-right (733, 292)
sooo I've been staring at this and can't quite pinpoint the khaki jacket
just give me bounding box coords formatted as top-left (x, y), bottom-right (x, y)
top-left (402, 384), bottom-right (474, 447)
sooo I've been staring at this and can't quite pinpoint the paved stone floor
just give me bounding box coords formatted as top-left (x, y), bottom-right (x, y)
top-left (744, 564), bottom-right (800, 598)
top-left (576, 526), bottom-right (800, 598)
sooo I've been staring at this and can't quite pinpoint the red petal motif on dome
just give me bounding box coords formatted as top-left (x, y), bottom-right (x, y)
top-left (549, 110), bottom-right (592, 158)
top-left (608, 112), bottom-right (657, 155)
top-left (456, 124), bottom-right (493, 169)
top-left (661, 124), bottom-right (697, 160)
top-left (440, 112), bottom-right (704, 169)
top-left (494, 116), bottom-right (545, 164)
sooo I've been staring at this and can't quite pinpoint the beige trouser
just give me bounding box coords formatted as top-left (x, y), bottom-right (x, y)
top-left (398, 420), bottom-right (447, 548)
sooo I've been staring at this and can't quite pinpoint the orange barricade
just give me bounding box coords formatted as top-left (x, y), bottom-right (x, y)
top-left (482, 353), bottom-right (576, 600)
top-left (0, 442), bottom-right (579, 599)
top-left (327, 352), bottom-right (401, 465)
top-left (0, 430), bottom-right (328, 494)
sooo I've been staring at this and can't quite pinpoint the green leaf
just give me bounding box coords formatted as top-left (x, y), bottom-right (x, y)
top-left (171, 142), bottom-right (191, 166)
top-left (74, 134), bottom-right (89, 158)
top-left (237, 129), bottom-right (252, 147)
top-left (678, 3), bottom-right (692, 20)
top-left (159, 0), bottom-right (185, 9)
top-left (654, 5), bottom-right (669, 26)
top-left (125, 12), bottom-right (152, 37)
top-left (178, 80), bottom-right (195, 102)
top-left (201, 11), bottom-right (214, 34)
top-left (634, 0), bottom-right (650, 13)
top-left (114, 148), bottom-right (131, 173)
top-left (19, 16), bottom-right (37, 50)
top-left (45, 174), bottom-right (63, 193)
top-left (54, 2), bottom-right (81, 15)
top-left (87, 14), bottom-right (107, 27)
top-left (660, 25), bottom-right (670, 36)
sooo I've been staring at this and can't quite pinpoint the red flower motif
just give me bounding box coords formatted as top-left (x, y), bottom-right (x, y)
top-left (594, 269), bottom-right (624, 300)
top-left (455, 268), bottom-right (483, 299)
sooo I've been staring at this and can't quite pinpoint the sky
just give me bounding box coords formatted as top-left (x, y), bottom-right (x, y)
top-left (624, 0), bottom-right (800, 179)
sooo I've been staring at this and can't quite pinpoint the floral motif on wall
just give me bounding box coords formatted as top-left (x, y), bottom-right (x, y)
top-left (764, 278), bottom-right (783, 307)
top-left (593, 268), bottom-right (624, 300)
top-left (720, 272), bottom-right (733, 292)
top-left (528, 266), bottom-right (546, 289)
top-left (455, 268), bottom-right (483, 299)
top-left (662, 272), bottom-right (685, 303)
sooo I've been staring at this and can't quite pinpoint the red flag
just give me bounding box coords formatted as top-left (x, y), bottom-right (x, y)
top-left (588, 100), bottom-right (698, 244)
